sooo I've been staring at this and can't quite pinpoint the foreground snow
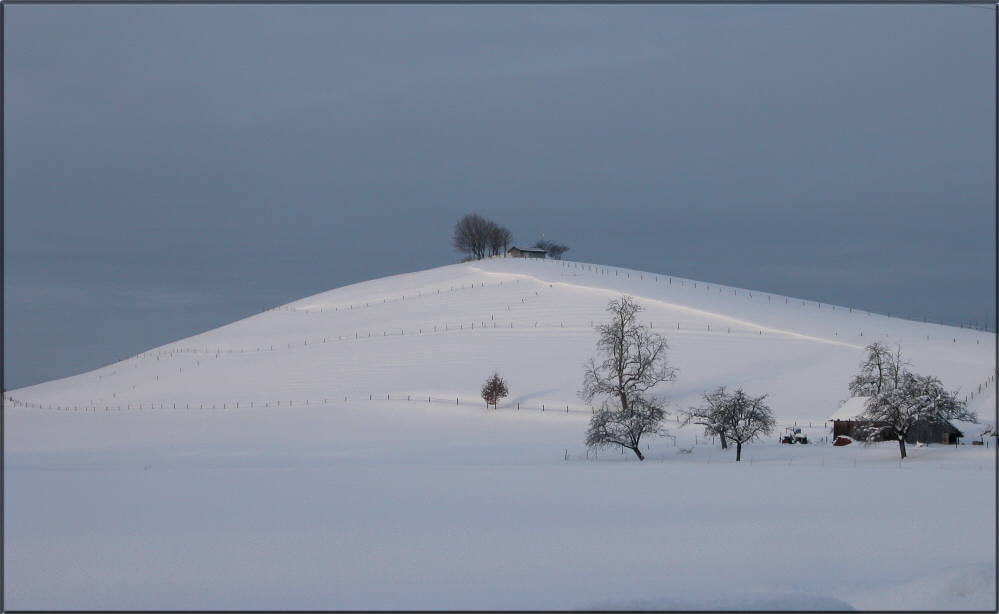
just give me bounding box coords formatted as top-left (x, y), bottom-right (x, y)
top-left (5, 402), bottom-right (995, 610)
top-left (5, 258), bottom-right (996, 609)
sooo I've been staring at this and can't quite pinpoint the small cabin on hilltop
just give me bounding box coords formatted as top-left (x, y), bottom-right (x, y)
top-left (508, 246), bottom-right (547, 259)
top-left (829, 396), bottom-right (964, 444)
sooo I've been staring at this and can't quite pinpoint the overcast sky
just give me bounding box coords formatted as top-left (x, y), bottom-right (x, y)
top-left (4, 4), bottom-right (995, 390)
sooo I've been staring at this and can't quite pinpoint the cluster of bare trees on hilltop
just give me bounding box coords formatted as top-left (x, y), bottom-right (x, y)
top-left (452, 214), bottom-right (512, 260)
top-left (452, 214), bottom-right (569, 260)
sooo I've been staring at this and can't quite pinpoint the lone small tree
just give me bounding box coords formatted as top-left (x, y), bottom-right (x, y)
top-left (580, 296), bottom-right (677, 460)
top-left (481, 372), bottom-right (509, 409)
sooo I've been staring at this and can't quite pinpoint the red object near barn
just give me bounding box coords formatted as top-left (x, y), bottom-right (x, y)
top-left (833, 436), bottom-right (853, 446)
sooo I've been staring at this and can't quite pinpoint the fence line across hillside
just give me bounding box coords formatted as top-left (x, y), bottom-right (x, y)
top-left (550, 258), bottom-right (996, 333)
top-left (274, 257), bottom-right (994, 332)
top-left (964, 373), bottom-right (996, 403)
top-left (11, 257), bottom-right (994, 410)
top-left (93, 308), bottom-right (985, 371)
top-left (82, 256), bottom-right (992, 375)
top-left (80, 257), bottom-right (995, 372)
top-left (63, 319), bottom-right (875, 404)
top-left (81, 314), bottom-right (992, 400)
top-left (1, 392), bottom-right (597, 416)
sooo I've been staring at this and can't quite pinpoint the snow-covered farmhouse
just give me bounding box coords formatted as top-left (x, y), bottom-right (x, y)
top-left (507, 246), bottom-right (547, 259)
top-left (829, 396), bottom-right (964, 444)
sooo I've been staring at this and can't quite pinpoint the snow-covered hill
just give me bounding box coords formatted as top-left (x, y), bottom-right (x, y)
top-left (7, 256), bottom-right (996, 423)
top-left (5, 258), bottom-right (996, 611)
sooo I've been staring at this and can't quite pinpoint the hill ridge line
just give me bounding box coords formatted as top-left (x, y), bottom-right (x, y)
top-left (467, 263), bottom-right (864, 350)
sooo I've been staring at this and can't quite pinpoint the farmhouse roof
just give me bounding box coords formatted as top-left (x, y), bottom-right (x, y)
top-left (829, 396), bottom-right (871, 421)
top-left (509, 246), bottom-right (547, 253)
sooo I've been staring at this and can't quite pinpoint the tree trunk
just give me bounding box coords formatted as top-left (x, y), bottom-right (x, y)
top-left (736, 441), bottom-right (742, 462)
top-left (720, 432), bottom-right (728, 450)
top-left (630, 446), bottom-right (645, 461)
top-left (898, 436), bottom-right (907, 459)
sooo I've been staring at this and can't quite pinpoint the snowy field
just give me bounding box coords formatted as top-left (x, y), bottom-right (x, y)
top-left (5, 257), bottom-right (996, 610)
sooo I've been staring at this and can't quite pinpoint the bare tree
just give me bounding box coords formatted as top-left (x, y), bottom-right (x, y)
top-left (487, 225), bottom-right (512, 257)
top-left (849, 342), bottom-right (906, 397)
top-left (579, 296), bottom-right (677, 460)
top-left (980, 425), bottom-right (997, 445)
top-left (709, 388), bottom-right (776, 461)
top-left (861, 371), bottom-right (974, 459)
top-left (481, 372), bottom-right (509, 409)
top-left (532, 239), bottom-right (569, 260)
top-left (452, 214), bottom-right (494, 260)
top-left (546, 244), bottom-right (569, 260)
top-left (586, 397), bottom-right (667, 461)
top-left (682, 386), bottom-right (731, 449)
top-left (848, 344), bottom-right (975, 459)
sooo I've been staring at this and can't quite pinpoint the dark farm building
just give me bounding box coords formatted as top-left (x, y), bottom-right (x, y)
top-left (829, 396), bottom-right (964, 444)
top-left (507, 246), bottom-right (547, 259)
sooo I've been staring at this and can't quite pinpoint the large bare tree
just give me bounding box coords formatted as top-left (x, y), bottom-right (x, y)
top-left (862, 371), bottom-right (974, 459)
top-left (848, 343), bottom-right (975, 458)
top-left (580, 296), bottom-right (677, 460)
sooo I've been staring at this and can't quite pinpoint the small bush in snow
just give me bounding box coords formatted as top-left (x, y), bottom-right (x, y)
top-left (481, 373), bottom-right (509, 409)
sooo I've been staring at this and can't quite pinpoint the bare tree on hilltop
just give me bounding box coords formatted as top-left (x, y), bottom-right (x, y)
top-left (533, 238), bottom-right (569, 260)
top-left (488, 225), bottom-right (512, 256)
top-left (453, 214), bottom-right (512, 260)
top-left (453, 214), bottom-right (491, 260)
top-left (580, 296), bottom-right (677, 460)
